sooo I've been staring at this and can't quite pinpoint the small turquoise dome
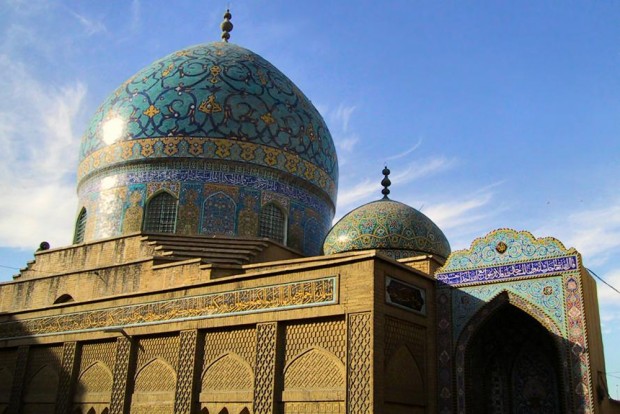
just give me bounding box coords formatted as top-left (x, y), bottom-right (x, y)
top-left (323, 199), bottom-right (451, 260)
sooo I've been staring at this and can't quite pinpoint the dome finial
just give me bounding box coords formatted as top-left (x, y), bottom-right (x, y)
top-left (381, 165), bottom-right (391, 199)
top-left (221, 9), bottom-right (233, 42)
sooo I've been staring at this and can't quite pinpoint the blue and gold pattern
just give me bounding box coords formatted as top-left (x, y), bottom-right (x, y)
top-left (435, 229), bottom-right (594, 413)
top-left (79, 42), bottom-right (338, 198)
top-left (436, 228), bottom-right (580, 284)
top-left (75, 42), bottom-right (338, 255)
top-left (322, 199), bottom-right (451, 259)
top-left (77, 160), bottom-right (333, 255)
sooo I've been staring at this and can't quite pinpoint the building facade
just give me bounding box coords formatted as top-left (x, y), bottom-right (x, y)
top-left (0, 11), bottom-right (619, 414)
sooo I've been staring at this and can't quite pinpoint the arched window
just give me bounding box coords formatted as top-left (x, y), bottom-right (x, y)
top-left (259, 203), bottom-right (286, 244)
top-left (54, 294), bottom-right (75, 304)
top-left (73, 208), bottom-right (87, 244)
top-left (143, 192), bottom-right (177, 233)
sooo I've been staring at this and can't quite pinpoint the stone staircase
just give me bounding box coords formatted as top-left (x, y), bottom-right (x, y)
top-left (142, 234), bottom-right (273, 265)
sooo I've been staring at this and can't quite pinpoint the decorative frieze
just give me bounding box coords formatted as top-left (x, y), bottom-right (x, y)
top-left (0, 277), bottom-right (337, 340)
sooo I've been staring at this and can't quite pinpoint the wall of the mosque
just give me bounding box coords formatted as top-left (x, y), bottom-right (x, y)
top-left (0, 246), bottom-right (438, 414)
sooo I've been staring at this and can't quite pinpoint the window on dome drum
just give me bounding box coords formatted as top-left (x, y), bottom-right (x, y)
top-left (259, 203), bottom-right (286, 244)
top-left (73, 208), bottom-right (87, 244)
top-left (201, 192), bottom-right (236, 236)
top-left (143, 192), bottom-right (178, 233)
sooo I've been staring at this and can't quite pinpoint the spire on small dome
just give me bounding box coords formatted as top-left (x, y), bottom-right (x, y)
top-left (381, 165), bottom-right (391, 199)
top-left (221, 9), bottom-right (233, 42)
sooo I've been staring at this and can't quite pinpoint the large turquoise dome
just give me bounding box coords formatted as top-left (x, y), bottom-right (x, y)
top-left (323, 199), bottom-right (451, 260)
top-left (78, 42), bottom-right (337, 197)
top-left (74, 41), bottom-right (338, 256)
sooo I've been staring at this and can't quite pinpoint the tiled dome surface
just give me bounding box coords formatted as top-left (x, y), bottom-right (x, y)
top-left (323, 199), bottom-right (451, 259)
top-left (78, 42), bottom-right (338, 201)
top-left (74, 42), bottom-right (338, 255)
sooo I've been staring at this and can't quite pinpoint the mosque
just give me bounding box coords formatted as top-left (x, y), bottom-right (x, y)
top-left (0, 10), bottom-right (619, 414)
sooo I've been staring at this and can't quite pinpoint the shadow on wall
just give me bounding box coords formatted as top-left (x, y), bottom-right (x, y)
top-left (0, 309), bottom-right (267, 414)
top-left (0, 311), bottom-right (112, 414)
top-left (436, 284), bottom-right (620, 414)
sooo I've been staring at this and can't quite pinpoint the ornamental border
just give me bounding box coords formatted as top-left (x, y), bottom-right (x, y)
top-left (0, 277), bottom-right (338, 340)
top-left (78, 137), bottom-right (337, 199)
top-left (436, 255), bottom-right (578, 286)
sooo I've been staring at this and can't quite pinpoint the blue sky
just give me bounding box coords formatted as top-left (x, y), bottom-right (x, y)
top-left (0, 0), bottom-right (619, 396)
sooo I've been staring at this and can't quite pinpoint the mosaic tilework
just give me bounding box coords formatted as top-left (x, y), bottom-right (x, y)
top-left (564, 275), bottom-right (593, 412)
top-left (76, 160), bottom-right (334, 255)
top-left (437, 255), bottom-right (578, 285)
top-left (451, 276), bottom-right (565, 339)
top-left (79, 42), bottom-right (337, 193)
top-left (435, 229), bottom-right (594, 414)
top-left (437, 228), bottom-right (578, 276)
top-left (79, 137), bottom-right (336, 199)
top-left (201, 191), bottom-right (236, 235)
top-left (323, 199), bottom-right (451, 259)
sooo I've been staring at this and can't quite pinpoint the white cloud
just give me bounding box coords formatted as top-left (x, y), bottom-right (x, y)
top-left (324, 103), bottom-right (359, 155)
top-left (336, 134), bottom-right (359, 153)
top-left (591, 268), bottom-right (620, 306)
top-left (4, 0), bottom-right (51, 16)
top-left (0, 55), bottom-right (86, 249)
top-left (386, 138), bottom-right (423, 161)
top-left (330, 104), bottom-right (356, 132)
top-left (535, 201), bottom-right (620, 267)
top-left (130, 0), bottom-right (142, 33)
top-left (389, 157), bottom-right (455, 187)
top-left (423, 192), bottom-right (494, 231)
top-left (336, 156), bottom-right (456, 213)
top-left (336, 178), bottom-right (374, 211)
top-left (70, 11), bottom-right (107, 36)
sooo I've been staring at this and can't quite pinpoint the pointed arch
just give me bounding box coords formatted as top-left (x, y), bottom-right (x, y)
top-left (283, 347), bottom-right (345, 391)
top-left (456, 291), bottom-right (566, 413)
top-left (134, 358), bottom-right (176, 393)
top-left (132, 358), bottom-right (176, 411)
top-left (200, 353), bottom-right (253, 408)
top-left (143, 191), bottom-right (178, 233)
top-left (54, 294), bottom-right (75, 304)
top-left (201, 191), bottom-right (237, 236)
top-left (218, 409), bottom-right (229, 414)
top-left (282, 347), bottom-right (345, 410)
top-left (456, 291), bottom-right (562, 351)
top-left (86, 408), bottom-right (96, 414)
top-left (239, 408), bottom-right (250, 414)
top-left (74, 207), bottom-right (87, 244)
top-left (385, 345), bottom-right (425, 406)
top-left (259, 202), bottom-right (286, 244)
top-left (74, 361), bottom-right (113, 403)
top-left (23, 365), bottom-right (59, 403)
top-left (201, 353), bottom-right (254, 392)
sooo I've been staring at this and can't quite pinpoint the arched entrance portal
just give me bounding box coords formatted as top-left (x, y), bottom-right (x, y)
top-left (465, 304), bottom-right (563, 414)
